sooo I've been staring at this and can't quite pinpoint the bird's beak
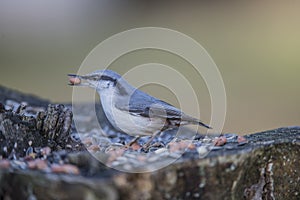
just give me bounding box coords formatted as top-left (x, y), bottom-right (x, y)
top-left (68, 74), bottom-right (90, 86)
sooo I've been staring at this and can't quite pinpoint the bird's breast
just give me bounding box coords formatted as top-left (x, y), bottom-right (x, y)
top-left (99, 90), bottom-right (167, 136)
top-left (102, 104), bottom-right (166, 136)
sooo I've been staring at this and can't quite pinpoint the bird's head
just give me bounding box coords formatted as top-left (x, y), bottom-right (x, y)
top-left (68, 70), bottom-right (122, 91)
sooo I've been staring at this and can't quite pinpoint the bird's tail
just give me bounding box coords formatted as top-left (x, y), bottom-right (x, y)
top-left (198, 121), bottom-right (212, 129)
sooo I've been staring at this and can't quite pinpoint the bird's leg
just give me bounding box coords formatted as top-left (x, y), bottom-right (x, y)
top-left (142, 131), bottom-right (161, 151)
top-left (125, 136), bottom-right (141, 148)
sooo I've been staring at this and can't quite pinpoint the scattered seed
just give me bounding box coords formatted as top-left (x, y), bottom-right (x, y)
top-left (27, 159), bottom-right (49, 171)
top-left (187, 143), bottom-right (196, 150)
top-left (106, 148), bottom-right (125, 164)
top-left (214, 136), bottom-right (227, 146)
top-left (88, 144), bottom-right (100, 151)
top-left (82, 137), bottom-right (93, 145)
top-left (40, 147), bottom-right (51, 156)
top-left (130, 142), bottom-right (141, 151)
top-left (168, 140), bottom-right (195, 152)
top-left (51, 164), bottom-right (80, 175)
top-left (237, 136), bottom-right (248, 144)
top-left (0, 159), bottom-right (10, 169)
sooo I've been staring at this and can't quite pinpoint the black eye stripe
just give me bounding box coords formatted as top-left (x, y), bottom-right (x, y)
top-left (101, 75), bottom-right (117, 86)
top-left (83, 74), bottom-right (100, 80)
top-left (83, 74), bottom-right (117, 86)
top-left (100, 75), bottom-right (116, 82)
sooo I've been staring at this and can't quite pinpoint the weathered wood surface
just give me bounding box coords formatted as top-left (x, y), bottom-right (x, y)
top-left (0, 85), bottom-right (299, 200)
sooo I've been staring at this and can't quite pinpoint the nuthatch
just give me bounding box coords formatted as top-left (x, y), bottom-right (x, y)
top-left (68, 70), bottom-right (211, 149)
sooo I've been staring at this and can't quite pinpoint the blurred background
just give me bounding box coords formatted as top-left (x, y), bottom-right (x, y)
top-left (0, 0), bottom-right (299, 134)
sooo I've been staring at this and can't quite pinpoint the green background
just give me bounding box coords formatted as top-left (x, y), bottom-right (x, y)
top-left (0, 1), bottom-right (299, 134)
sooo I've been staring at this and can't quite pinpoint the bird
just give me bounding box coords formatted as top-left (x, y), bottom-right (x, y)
top-left (68, 69), bottom-right (211, 150)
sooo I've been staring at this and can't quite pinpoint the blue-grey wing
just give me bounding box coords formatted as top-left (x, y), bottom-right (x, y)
top-left (116, 88), bottom-right (211, 129)
top-left (116, 89), bottom-right (184, 119)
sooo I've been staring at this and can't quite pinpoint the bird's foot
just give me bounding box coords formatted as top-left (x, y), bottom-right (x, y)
top-left (141, 131), bottom-right (161, 152)
top-left (141, 142), bottom-right (164, 152)
top-left (141, 138), bottom-right (154, 152)
top-left (141, 144), bottom-right (151, 152)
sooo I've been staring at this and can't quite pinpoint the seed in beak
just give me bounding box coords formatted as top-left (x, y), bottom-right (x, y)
top-left (69, 77), bottom-right (81, 85)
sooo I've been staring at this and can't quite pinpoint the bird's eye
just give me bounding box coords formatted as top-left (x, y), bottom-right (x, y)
top-left (93, 76), bottom-right (98, 81)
